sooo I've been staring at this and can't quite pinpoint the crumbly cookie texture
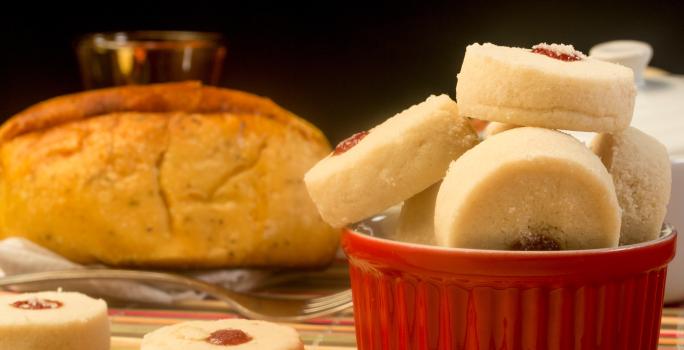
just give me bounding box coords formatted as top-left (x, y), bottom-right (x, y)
top-left (435, 127), bottom-right (621, 250)
top-left (0, 291), bottom-right (110, 350)
top-left (304, 94), bottom-right (479, 227)
top-left (532, 43), bottom-right (587, 60)
top-left (141, 319), bottom-right (304, 350)
top-left (456, 43), bottom-right (636, 132)
top-left (591, 127), bottom-right (671, 245)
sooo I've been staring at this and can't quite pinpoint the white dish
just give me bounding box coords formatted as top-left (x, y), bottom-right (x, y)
top-left (664, 159), bottom-right (684, 303)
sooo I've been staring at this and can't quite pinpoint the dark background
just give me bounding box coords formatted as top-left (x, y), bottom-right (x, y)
top-left (1, 2), bottom-right (683, 143)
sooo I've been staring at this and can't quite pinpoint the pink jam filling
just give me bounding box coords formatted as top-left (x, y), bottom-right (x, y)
top-left (205, 329), bottom-right (253, 346)
top-left (333, 131), bottom-right (369, 156)
top-left (531, 44), bottom-right (583, 62)
top-left (10, 298), bottom-right (63, 310)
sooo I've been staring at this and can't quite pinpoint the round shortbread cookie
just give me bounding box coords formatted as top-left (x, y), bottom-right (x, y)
top-left (435, 127), bottom-right (621, 250)
top-left (391, 182), bottom-right (440, 245)
top-left (141, 319), bottom-right (304, 350)
top-left (0, 291), bottom-right (110, 350)
top-left (304, 95), bottom-right (479, 227)
top-left (456, 43), bottom-right (636, 132)
top-left (591, 127), bottom-right (671, 245)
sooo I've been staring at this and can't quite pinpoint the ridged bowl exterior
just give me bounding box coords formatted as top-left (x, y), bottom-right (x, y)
top-left (343, 227), bottom-right (677, 350)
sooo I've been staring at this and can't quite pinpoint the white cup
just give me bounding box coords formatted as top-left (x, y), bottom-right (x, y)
top-left (589, 40), bottom-right (653, 87)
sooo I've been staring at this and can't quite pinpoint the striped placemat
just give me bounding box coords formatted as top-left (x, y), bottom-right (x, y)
top-left (110, 306), bottom-right (356, 350)
top-left (0, 291), bottom-right (682, 349)
top-left (109, 304), bottom-right (684, 350)
top-left (661, 306), bottom-right (684, 349)
top-left (108, 259), bottom-right (356, 349)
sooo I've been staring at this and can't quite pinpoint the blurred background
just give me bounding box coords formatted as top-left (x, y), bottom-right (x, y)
top-left (1, 1), bottom-right (682, 143)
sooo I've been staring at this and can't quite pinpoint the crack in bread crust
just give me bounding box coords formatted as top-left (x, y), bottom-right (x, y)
top-left (155, 131), bottom-right (173, 238)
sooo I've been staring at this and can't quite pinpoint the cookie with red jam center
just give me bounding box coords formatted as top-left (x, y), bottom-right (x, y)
top-left (456, 42), bottom-right (636, 132)
top-left (304, 94), bottom-right (478, 227)
top-left (141, 319), bottom-right (304, 350)
top-left (0, 291), bottom-right (110, 350)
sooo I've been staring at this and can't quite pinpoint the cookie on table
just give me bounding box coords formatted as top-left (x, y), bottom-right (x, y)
top-left (141, 319), bottom-right (304, 350)
top-left (304, 94), bottom-right (479, 227)
top-left (591, 127), bottom-right (671, 245)
top-left (0, 291), bottom-right (110, 350)
top-left (435, 127), bottom-right (621, 250)
top-left (456, 43), bottom-right (636, 132)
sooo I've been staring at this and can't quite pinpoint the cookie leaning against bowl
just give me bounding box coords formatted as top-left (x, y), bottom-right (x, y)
top-left (591, 127), bottom-right (672, 245)
top-left (391, 182), bottom-right (440, 245)
top-left (0, 291), bottom-right (110, 350)
top-left (435, 127), bottom-right (621, 250)
top-left (141, 319), bottom-right (304, 350)
top-left (456, 43), bottom-right (636, 132)
top-left (304, 94), bottom-right (479, 228)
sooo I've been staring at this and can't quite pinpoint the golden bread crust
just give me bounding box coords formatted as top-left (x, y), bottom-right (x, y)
top-left (0, 83), bottom-right (337, 268)
top-left (0, 81), bottom-right (326, 145)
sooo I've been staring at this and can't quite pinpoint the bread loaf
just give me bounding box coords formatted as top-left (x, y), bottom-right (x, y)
top-left (0, 82), bottom-right (338, 268)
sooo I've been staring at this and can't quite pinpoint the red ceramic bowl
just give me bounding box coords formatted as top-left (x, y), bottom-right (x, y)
top-left (342, 215), bottom-right (677, 350)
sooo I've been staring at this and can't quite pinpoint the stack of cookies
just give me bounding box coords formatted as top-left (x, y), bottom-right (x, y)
top-left (305, 42), bottom-right (671, 250)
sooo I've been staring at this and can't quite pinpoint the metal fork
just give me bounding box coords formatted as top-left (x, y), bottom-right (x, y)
top-left (0, 269), bottom-right (353, 322)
